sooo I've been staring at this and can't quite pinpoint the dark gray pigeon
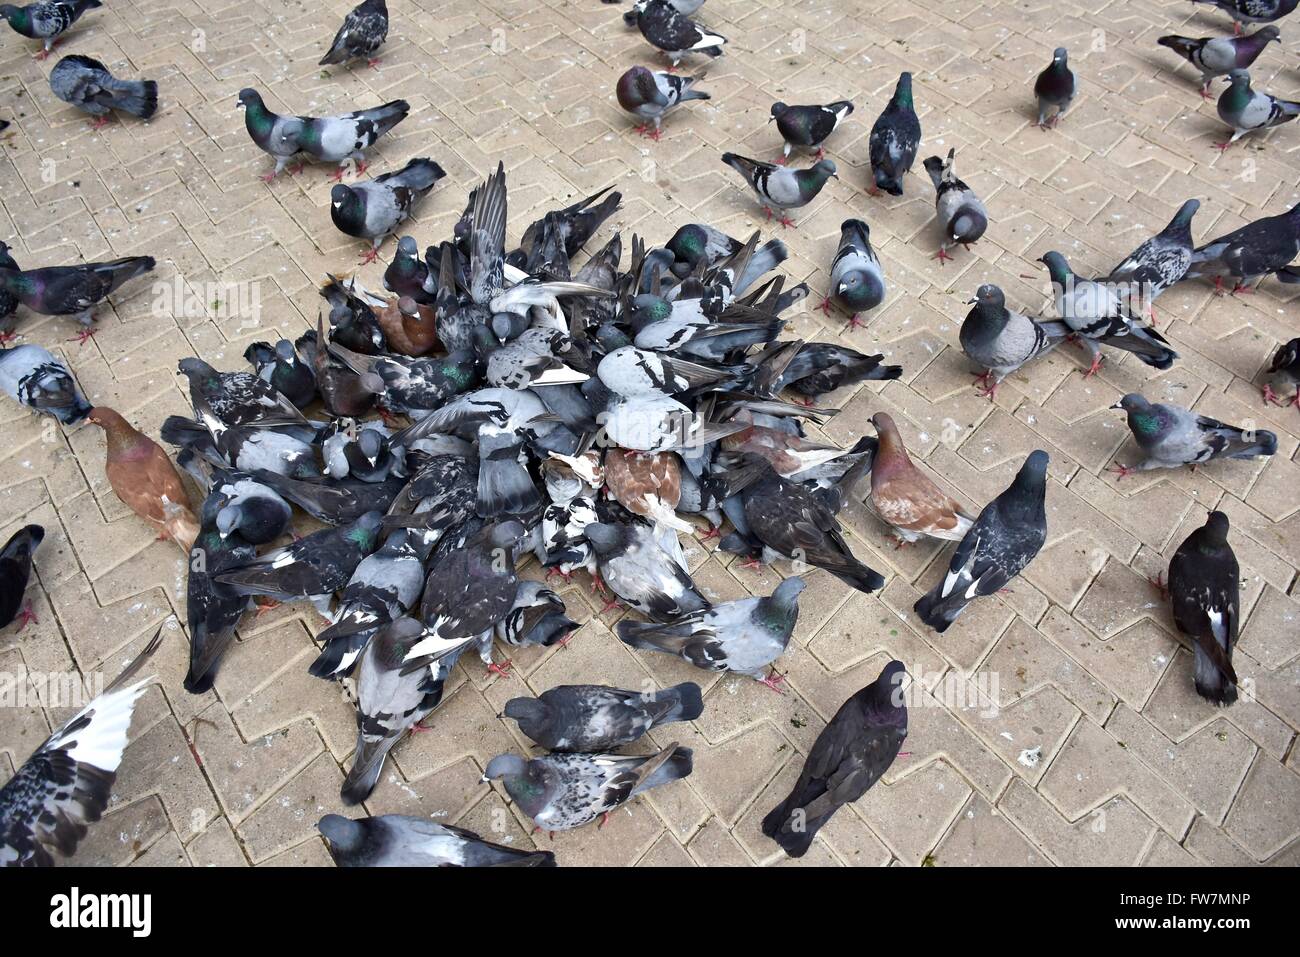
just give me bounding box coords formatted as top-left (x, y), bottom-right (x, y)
top-left (770, 99), bottom-right (853, 162)
top-left (960, 284), bottom-right (1067, 399)
top-left (319, 0), bottom-right (388, 67)
top-left (1034, 48), bottom-right (1075, 128)
top-left (1214, 68), bottom-right (1300, 149)
top-left (868, 72), bottom-right (920, 196)
top-left (1106, 199), bottom-right (1200, 313)
top-left (922, 148), bottom-right (987, 263)
top-left (585, 521), bottom-right (710, 621)
top-left (771, 341), bottom-right (902, 399)
top-left (331, 157), bottom-right (445, 263)
top-left (482, 742), bottom-right (693, 832)
top-left (914, 450), bottom-right (1048, 632)
top-left (721, 153), bottom-right (837, 228)
top-left (384, 235), bottom-right (437, 304)
top-left (0, 343), bottom-right (90, 423)
top-left (0, 524), bottom-right (42, 631)
top-left (0, 255), bottom-right (154, 332)
top-left (1263, 337), bottom-right (1299, 408)
top-left (0, 0), bottom-right (100, 58)
top-left (1190, 201), bottom-right (1300, 292)
top-left (1189, 0), bottom-right (1297, 33)
top-left (618, 577), bottom-right (806, 690)
top-left (319, 813), bottom-right (555, 866)
top-left (1158, 26), bottom-right (1280, 98)
top-left (503, 681), bottom-right (703, 751)
top-left (1168, 511), bottom-right (1240, 705)
top-left (178, 356), bottom-right (306, 429)
top-left (762, 659), bottom-right (907, 858)
top-left (1110, 394), bottom-right (1277, 476)
top-left (50, 54), bottom-right (157, 127)
top-left (822, 218), bottom-right (885, 328)
top-left (244, 339), bottom-right (316, 408)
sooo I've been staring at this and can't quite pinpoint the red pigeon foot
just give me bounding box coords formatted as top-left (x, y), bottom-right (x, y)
top-left (1262, 383), bottom-right (1280, 406)
top-left (15, 604), bottom-right (38, 630)
top-left (259, 169), bottom-right (278, 183)
top-left (846, 313), bottom-right (866, 330)
top-left (1107, 463), bottom-right (1136, 480)
top-left (760, 669), bottom-right (788, 694)
top-left (1082, 354), bottom-right (1104, 378)
top-left (933, 248), bottom-right (954, 264)
top-left (740, 558), bottom-right (764, 571)
top-left (358, 247), bottom-right (380, 266)
top-left (1231, 282), bottom-right (1253, 295)
top-left (486, 660), bottom-right (513, 678)
top-left (68, 328), bottom-right (97, 346)
top-left (367, 58), bottom-right (382, 68)
top-left (0, 331), bottom-right (16, 346)
top-left (1148, 572), bottom-right (1170, 602)
top-left (817, 296), bottom-right (832, 316)
top-left (698, 525), bottom-right (721, 542)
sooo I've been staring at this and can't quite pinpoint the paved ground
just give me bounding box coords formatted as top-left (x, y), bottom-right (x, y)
top-left (1, 0), bottom-right (1299, 867)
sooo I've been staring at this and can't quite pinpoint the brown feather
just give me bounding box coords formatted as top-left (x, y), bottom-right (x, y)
top-left (604, 448), bottom-right (689, 530)
top-left (375, 295), bottom-right (442, 356)
top-left (869, 413), bottom-right (971, 542)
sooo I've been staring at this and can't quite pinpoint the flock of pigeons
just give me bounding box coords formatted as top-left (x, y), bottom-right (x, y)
top-left (0, 0), bottom-right (1297, 867)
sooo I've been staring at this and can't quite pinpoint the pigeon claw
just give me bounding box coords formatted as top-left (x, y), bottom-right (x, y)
top-left (760, 669), bottom-right (789, 695)
top-left (88, 116), bottom-right (111, 131)
top-left (1198, 86), bottom-right (1213, 101)
top-left (486, 660), bottom-right (513, 678)
top-left (739, 558), bottom-right (765, 572)
top-left (0, 331), bottom-right (16, 346)
top-left (1230, 282), bottom-right (1253, 296)
top-left (846, 313), bottom-right (866, 331)
top-left (1148, 571), bottom-right (1171, 602)
top-left (817, 296), bottom-right (832, 316)
top-left (67, 327), bottom-right (97, 346)
top-left (933, 247), bottom-right (954, 265)
top-left (1262, 383), bottom-right (1280, 406)
top-left (15, 604), bottom-right (37, 631)
top-left (1083, 353), bottom-right (1104, 378)
top-left (259, 169), bottom-right (279, 183)
top-left (1212, 141), bottom-right (1232, 152)
top-left (698, 525), bottom-right (721, 542)
top-left (358, 246), bottom-right (381, 266)
top-left (367, 58), bottom-right (382, 68)
top-left (1107, 463), bottom-right (1136, 481)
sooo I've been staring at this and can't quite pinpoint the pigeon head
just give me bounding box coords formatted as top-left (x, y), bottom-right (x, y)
top-left (967, 283), bottom-right (1006, 311)
top-left (1171, 198), bottom-right (1200, 228)
top-left (869, 659), bottom-right (909, 712)
top-left (869, 412), bottom-right (913, 476)
top-left (502, 696), bottom-right (550, 731)
top-left (891, 72), bottom-right (913, 109)
top-left (331, 184), bottom-right (358, 216)
top-left (1201, 511), bottom-right (1231, 545)
top-left (222, 496), bottom-right (283, 545)
top-left (769, 102), bottom-right (789, 121)
top-left (771, 576), bottom-right (807, 605)
top-left (488, 519), bottom-right (526, 551)
top-left (834, 266), bottom-right (883, 311)
top-left (396, 235), bottom-right (419, 258)
top-left (628, 293), bottom-right (672, 330)
top-left (1037, 251), bottom-right (1073, 285)
top-left (274, 339), bottom-right (298, 362)
top-left (317, 815), bottom-right (365, 855)
top-left (582, 521), bottom-right (626, 556)
top-left (1225, 68), bottom-right (1251, 92)
top-left (1052, 48), bottom-right (1068, 66)
top-left (347, 511), bottom-right (384, 550)
top-left (1114, 393), bottom-right (1151, 416)
top-left (371, 616), bottom-right (428, 668)
top-left (236, 88), bottom-right (262, 109)
top-left (811, 159), bottom-right (838, 181)
top-left (666, 224), bottom-right (709, 274)
top-left (482, 753), bottom-right (529, 784)
top-left (1251, 25), bottom-right (1282, 45)
top-left (616, 66), bottom-right (656, 111)
top-left (85, 406), bottom-right (129, 432)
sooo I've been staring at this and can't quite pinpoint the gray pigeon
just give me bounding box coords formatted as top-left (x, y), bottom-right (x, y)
top-left (762, 659), bottom-right (908, 858)
top-left (1034, 48), bottom-right (1075, 128)
top-left (49, 54), bottom-right (157, 127)
top-left (617, 577), bottom-right (806, 690)
top-left (0, 343), bottom-right (91, 423)
top-left (922, 148), bottom-right (988, 263)
top-left (1262, 337), bottom-right (1299, 408)
top-left (1214, 68), bottom-right (1300, 149)
top-left (0, 0), bottom-right (100, 58)
top-left (585, 521), bottom-right (710, 620)
top-left (502, 681), bottom-right (703, 751)
top-left (1158, 26), bottom-right (1280, 98)
top-left (319, 0), bottom-right (388, 68)
top-left (597, 344), bottom-right (730, 397)
top-left (331, 157), bottom-right (446, 263)
top-left (319, 813), bottom-right (556, 866)
top-left (1168, 511), bottom-right (1240, 706)
top-left (1190, 201), bottom-right (1300, 292)
top-left (720, 153), bottom-right (837, 228)
top-left (822, 218), bottom-right (885, 328)
top-left (340, 617), bottom-right (443, 804)
top-left (615, 65), bottom-right (710, 139)
top-left (482, 742), bottom-right (693, 832)
top-left (1110, 393), bottom-right (1278, 476)
top-left (914, 450), bottom-right (1049, 632)
top-left (1106, 199), bottom-right (1200, 314)
top-left (960, 284), bottom-right (1068, 399)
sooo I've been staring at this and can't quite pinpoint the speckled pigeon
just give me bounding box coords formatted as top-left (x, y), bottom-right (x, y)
top-left (319, 0), bottom-right (388, 67)
top-left (1106, 199), bottom-right (1200, 311)
top-left (585, 520), bottom-right (710, 621)
top-left (634, 0), bottom-right (726, 66)
top-left (319, 813), bottom-right (555, 866)
top-left (503, 681), bottom-right (703, 752)
top-left (0, 0), bottom-right (100, 58)
top-left (0, 343), bottom-right (90, 423)
top-left (1189, 0), bottom-right (1297, 34)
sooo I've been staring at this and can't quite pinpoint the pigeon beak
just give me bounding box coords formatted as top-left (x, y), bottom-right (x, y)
top-left (479, 773), bottom-right (491, 784)
top-left (1108, 401), bottom-right (1124, 410)
top-left (837, 282), bottom-right (848, 295)
top-left (965, 297), bottom-right (977, 305)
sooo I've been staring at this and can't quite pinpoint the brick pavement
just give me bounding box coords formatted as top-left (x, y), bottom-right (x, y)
top-left (0, 0), bottom-right (1297, 866)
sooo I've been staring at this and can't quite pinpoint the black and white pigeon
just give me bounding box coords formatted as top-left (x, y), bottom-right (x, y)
top-left (0, 623), bottom-right (161, 866)
top-left (162, 413), bottom-right (320, 480)
top-left (1110, 393), bottom-right (1278, 476)
top-left (1038, 251), bottom-right (1179, 376)
top-left (868, 72), bottom-right (921, 196)
top-left (482, 742), bottom-right (693, 832)
top-left (0, 343), bottom-right (90, 423)
top-left (1034, 47), bottom-right (1075, 128)
top-left (0, 0), bottom-right (100, 58)
top-left (495, 580), bottom-right (577, 651)
top-left (618, 576), bottom-right (806, 690)
top-left (1215, 68), bottom-right (1300, 149)
top-left (503, 681), bottom-right (703, 752)
top-left (762, 659), bottom-right (907, 858)
top-left (237, 89), bottom-right (410, 181)
top-left (1189, 0), bottom-right (1298, 34)
top-left (1158, 26), bottom-right (1280, 98)
top-left (914, 449), bottom-right (1049, 633)
top-left (770, 342), bottom-right (902, 399)
top-left (244, 339), bottom-right (317, 408)
top-left (189, 462), bottom-right (292, 545)
top-left (177, 356), bottom-right (306, 429)
top-left (49, 55), bottom-right (157, 127)
top-left (1190, 201), bottom-right (1300, 292)
top-left (1168, 511), bottom-right (1240, 706)
top-left (0, 524), bottom-right (42, 631)
top-left (922, 148), bottom-right (988, 263)
top-left (327, 339), bottom-right (480, 413)
top-left (821, 218), bottom-right (885, 327)
top-left (960, 284), bottom-right (1068, 399)
top-left (319, 0), bottom-right (389, 68)
top-left (0, 255), bottom-right (155, 331)
top-left (634, 0), bottom-right (726, 66)
top-left (319, 813), bottom-right (556, 867)
top-left (341, 617), bottom-right (443, 805)
top-left (615, 65), bottom-right (710, 139)
top-left (331, 157), bottom-right (446, 263)
top-left (721, 153), bottom-right (837, 228)
top-left (584, 521), bottom-right (710, 621)
top-left (769, 99), bottom-right (853, 163)
top-left (1262, 337), bottom-right (1300, 408)
top-left (1106, 199), bottom-right (1200, 312)
top-left (184, 516), bottom-right (255, 695)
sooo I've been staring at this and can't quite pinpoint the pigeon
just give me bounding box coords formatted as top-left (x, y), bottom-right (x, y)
top-left (161, 413), bottom-right (320, 480)
top-left (49, 55), bottom-right (157, 128)
top-left (1215, 69), bottom-right (1300, 149)
top-left (960, 283), bottom-right (1067, 398)
top-left (0, 524), bottom-right (42, 631)
top-left (0, 623), bottom-right (161, 866)
top-left (85, 407), bottom-right (199, 551)
top-left (617, 576), bottom-right (806, 690)
top-left (319, 0), bottom-right (388, 68)
top-left (868, 72), bottom-right (921, 196)
top-left (603, 448), bottom-right (691, 531)
top-left (584, 521), bottom-right (710, 620)
top-left (634, 0), bottom-right (726, 66)
top-left (729, 458), bottom-right (885, 594)
top-left (503, 681), bottom-right (703, 752)
top-left (331, 158), bottom-right (445, 263)
top-left (0, 0), bottom-right (100, 58)
top-left (0, 241), bottom-right (19, 341)
top-left (922, 148), bottom-right (988, 263)
top-left (482, 742), bottom-right (693, 832)
top-left (1038, 251), bottom-right (1179, 376)
top-left (494, 580), bottom-right (577, 650)
top-left (329, 342), bottom-right (479, 414)
top-left (177, 356), bottom-right (306, 429)
top-left (1168, 512), bottom-right (1240, 705)
top-left (320, 275), bottom-right (388, 354)
top-left (1262, 337), bottom-right (1300, 408)
top-left (720, 153), bottom-right (837, 228)
top-left (1158, 26), bottom-right (1280, 98)
top-left (598, 344), bottom-right (731, 397)
top-left (762, 659), bottom-right (907, 858)
top-left (721, 412), bottom-right (852, 477)
top-left (1106, 199), bottom-right (1201, 314)
top-left (622, 0), bottom-right (704, 20)
top-left (770, 341), bottom-right (902, 399)
top-left (615, 65), bottom-right (710, 139)
top-left (914, 450), bottom-right (1048, 633)
top-left (180, 456), bottom-right (291, 545)
top-left (244, 339), bottom-right (317, 408)
top-left (384, 236), bottom-right (437, 305)
top-left (237, 89), bottom-right (410, 181)
top-left (318, 813), bottom-right (556, 867)
top-left (1034, 48), bottom-right (1075, 128)
top-left (1189, 0), bottom-right (1298, 34)
top-left (769, 100), bottom-right (854, 162)
top-left (820, 218), bottom-right (885, 328)
top-left (341, 617), bottom-right (443, 804)
top-left (869, 412), bottom-right (975, 544)
top-left (0, 255), bottom-right (155, 332)
top-left (1190, 201), bottom-right (1300, 292)
top-left (476, 326), bottom-right (585, 391)
top-left (0, 343), bottom-right (90, 423)
top-left (1109, 394), bottom-right (1278, 476)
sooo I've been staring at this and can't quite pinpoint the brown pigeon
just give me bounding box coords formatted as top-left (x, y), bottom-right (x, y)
top-left (374, 293), bottom-right (442, 357)
top-left (722, 409), bottom-right (849, 477)
top-left (86, 406), bottom-right (199, 551)
top-left (604, 448), bottom-right (690, 532)
top-left (869, 412), bottom-right (974, 545)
